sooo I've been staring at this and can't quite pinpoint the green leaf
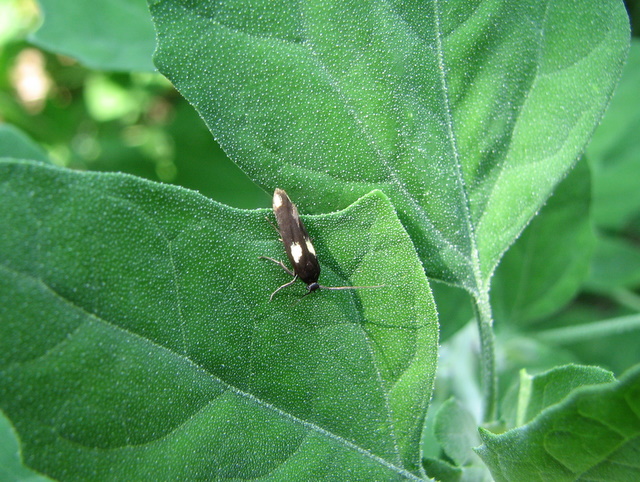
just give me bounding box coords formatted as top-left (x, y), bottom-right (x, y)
top-left (532, 303), bottom-right (640, 376)
top-left (0, 411), bottom-right (53, 482)
top-left (492, 159), bottom-right (595, 325)
top-left (149, 0), bottom-right (629, 295)
top-left (421, 457), bottom-right (462, 482)
top-left (589, 39), bottom-right (640, 231)
top-left (584, 234), bottom-right (640, 294)
top-left (31, 0), bottom-right (155, 72)
top-left (0, 160), bottom-right (437, 479)
top-left (427, 398), bottom-right (490, 481)
top-left (477, 364), bottom-right (640, 482)
top-left (430, 322), bottom-right (485, 427)
top-left (507, 365), bottom-right (615, 428)
top-left (430, 283), bottom-right (473, 342)
top-left (0, 124), bottom-right (51, 164)
top-left (434, 398), bottom-right (480, 467)
top-left (164, 103), bottom-right (271, 209)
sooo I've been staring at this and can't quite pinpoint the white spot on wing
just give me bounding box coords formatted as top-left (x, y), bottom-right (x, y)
top-left (290, 203), bottom-right (300, 221)
top-left (305, 238), bottom-right (316, 255)
top-left (273, 192), bottom-right (283, 210)
top-left (290, 242), bottom-right (303, 264)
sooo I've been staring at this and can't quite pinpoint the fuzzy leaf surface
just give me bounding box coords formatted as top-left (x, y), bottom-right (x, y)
top-left (150, 0), bottom-right (629, 294)
top-left (0, 160), bottom-right (437, 480)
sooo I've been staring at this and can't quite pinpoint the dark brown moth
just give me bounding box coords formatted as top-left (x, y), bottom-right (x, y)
top-left (260, 188), bottom-right (382, 301)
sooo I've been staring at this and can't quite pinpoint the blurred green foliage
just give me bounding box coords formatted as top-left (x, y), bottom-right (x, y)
top-left (0, 0), bottom-right (269, 208)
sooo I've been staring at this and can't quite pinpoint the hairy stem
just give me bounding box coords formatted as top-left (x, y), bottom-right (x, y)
top-left (474, 290), bottom-right (497, 423)
top-left (537, 313), bottom-right (640, 344)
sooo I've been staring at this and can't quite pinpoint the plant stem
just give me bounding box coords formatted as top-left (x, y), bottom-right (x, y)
top-left (610, 289), bottom-right (640, 312)
top-left (536, 313), bottom-right (640, 344)
top-left (474, 289), bottom-right (497, 423)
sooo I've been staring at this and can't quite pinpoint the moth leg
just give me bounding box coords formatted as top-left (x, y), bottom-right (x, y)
top-left (259, 256), bottom-right (295, 277)
top-left (268, 275), bottom-right (299, 301)
top-left (264, 216), bottom-right (281, 239)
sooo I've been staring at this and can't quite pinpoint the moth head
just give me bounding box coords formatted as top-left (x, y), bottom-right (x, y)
top-left (306, 282), bottom-right (320, 292)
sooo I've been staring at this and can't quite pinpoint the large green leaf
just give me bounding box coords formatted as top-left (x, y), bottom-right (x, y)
top-left (0, 160), bottom-right (437, 479)
top-left (150, 0), bottom-right (629, 295)
top-left (588, 39), bottom-right (640, 231)
top-left (0, 124), bottom-right (51, 164)
top-left (0, 411), bottom-right (53, 482)
top-left (584, 234), bottom-right (640, 294)
top-left (477, 364), bottom-right (640, 481)
top-left (31, 0), bottom-right (156, 71)
top-left (492, 158), bottom-right (595, 325)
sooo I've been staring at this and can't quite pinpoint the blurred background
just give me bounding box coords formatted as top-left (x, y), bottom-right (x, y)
top-left (0, 0), bottom-right (271, 208)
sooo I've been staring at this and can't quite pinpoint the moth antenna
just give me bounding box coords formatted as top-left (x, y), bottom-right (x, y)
top-left (318, 284), bottom-right (386, 290)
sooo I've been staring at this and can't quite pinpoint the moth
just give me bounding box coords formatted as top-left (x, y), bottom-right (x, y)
top-left (260, 188), bottom-right (382, 301)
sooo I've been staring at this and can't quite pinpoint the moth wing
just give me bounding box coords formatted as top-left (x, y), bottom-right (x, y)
top-left (273, 189), bottom-right (321, 284)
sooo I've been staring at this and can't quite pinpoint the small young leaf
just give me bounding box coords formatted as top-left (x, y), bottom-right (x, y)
top-left (506, 365), bottom-right (615, 428)
top-left (477, 365), bottom-right (640, 481)
top-left (422, 457), bottom-right (462, 482)
top-left (433, 399), bottom-right (481, 467)
top-left (424, 397), bottom-right (492, 480)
